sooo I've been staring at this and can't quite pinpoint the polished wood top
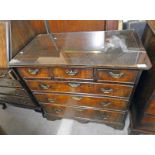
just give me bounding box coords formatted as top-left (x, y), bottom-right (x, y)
top-left (9, 30), bottom-right (151, 69)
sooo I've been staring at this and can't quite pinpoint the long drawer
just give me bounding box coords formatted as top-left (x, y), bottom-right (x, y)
top-left (0, 94), bottom-right (35, 108)
top-left (41, 104), bottom-right (126, 124)
top-left (26, 80), bottom-right (133, 98)
top-left (34, 93), bottom-right (128, 111)
top-left (97, 69), bottom-right (138, 84)
top-left (0, 87), bottom-right (28, 96)
top-left (139, 115), bottom-right (155, 132)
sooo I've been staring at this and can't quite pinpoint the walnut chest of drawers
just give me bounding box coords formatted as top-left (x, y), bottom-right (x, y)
top-left (9, 30), bottom-right (151, 129)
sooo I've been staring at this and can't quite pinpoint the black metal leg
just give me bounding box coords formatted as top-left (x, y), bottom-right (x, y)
top-left (2, 103), bottom-right (7, 109)
top-left (0, 103), bottom-right (7, 110)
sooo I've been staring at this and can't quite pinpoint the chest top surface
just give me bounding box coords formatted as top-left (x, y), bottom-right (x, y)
top-left (9, 30), bottom-right (151, 70)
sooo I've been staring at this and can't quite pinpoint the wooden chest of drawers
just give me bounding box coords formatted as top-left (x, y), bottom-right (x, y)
top-left (9, 30), bottom-right (151, 129)
top-left (0, 69), bottom-right (37, 109)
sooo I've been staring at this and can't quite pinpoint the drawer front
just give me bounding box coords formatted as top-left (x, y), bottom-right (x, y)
top-left (140, 115), bottom-right (155, 132)
top-left (41, 104), bottom-right (126, 123)
top-left (145, 98), bottom-right (155, 115)
top-left (0, 94), bottom-right (35, 108)
top-left (0, 87), bottom-right (28, 96)
top-left (34, 93), bottom-right (128, 111)
top-left (26, 80), bottom-right (133, 98)
top-left (97, 69), bottom-right (138, 83)
top-left (52, 67), bottom-right (93, 80)
top-left (17, 67), bottom-right (50, 79)
top-left (0, 79), bottom-right (22, 88)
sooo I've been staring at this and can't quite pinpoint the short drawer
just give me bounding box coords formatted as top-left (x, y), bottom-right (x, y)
top-left (52, 67), bottom-right (93, 80)
top-left (97, 69), bottom-right (138, 83)
top-left (17, 67), bottom-right (50, 79)
top-left (0, 87), bottom-right (28, 96)
top-left (41, 104), bottom-right (126, 123)
top-left (34, 93), bottom-right (129, 111)
top-left (0, 94), bottom-right (35, 108)
top-left (26, 80), bottom-right (133, 98)
top-left (0, 79), bottom-right (22, 88)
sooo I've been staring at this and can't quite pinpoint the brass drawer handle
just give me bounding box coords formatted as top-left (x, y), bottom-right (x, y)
top-left (72, 96), bottom-right (83, 100)
top-left (76, 108), bottom-right (85, 112)
top-left (39, 83), bottom-right (50, 90)
top-left (28, 68), bottom-right (39, 75)
top-left (48, 98), bottom-right (56, 103)
top-left (100, 102), bottom-right (111, 107)
top-left (100, 113), bottom-right (110, 120)
top-left (54, 109), bottom-right (63, 113)
top-left (108, 71), bottom-right (124, 78)
top-left (100, 88), bottom-right (113, 94)
top-left (68, 82), bottom-right (81, 88)
top-left (65, 69), bottom-right (79, 76)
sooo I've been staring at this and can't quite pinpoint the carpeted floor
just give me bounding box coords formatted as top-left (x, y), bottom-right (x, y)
top-left (0, 104), bottom-right (129, 135)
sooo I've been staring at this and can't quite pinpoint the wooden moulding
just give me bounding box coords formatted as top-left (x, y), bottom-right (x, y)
top-left (0, 21), bottom-right (9, 68)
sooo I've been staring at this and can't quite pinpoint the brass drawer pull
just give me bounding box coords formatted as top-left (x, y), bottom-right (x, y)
top-left (100, 102), bottom-right (111, 107)
top-left (65, 69), bottom-right (79, 76)
top-left (108, 71), bottom-right (124, 78)
top-left (72, 96), bottom-right (83, 100)
top-left (28, 68), bottom-right (39, 75)
top-left (76, 108), bottom-right (85, 112)
top-left (48, 98), bottom-right (56, 103)
top-left (100, 88), bottom-right (113, 94)
top-left (39, 83), bottom-right (50, 90)
top-left (68, 82), bottom-right (81, 88)
top-left (54, 109), bottom-right (63, 113)
top-left (100, 113), bottom-right (110, 120)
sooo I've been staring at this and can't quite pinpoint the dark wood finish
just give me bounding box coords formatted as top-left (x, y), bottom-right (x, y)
top-left (26, 80), bottom-right (133, 98)
top-left (10, 29), bottom-right (151, 130)
top-left (48, 20), bottom-right (106, 32)
top-left (34, 93), bottom-right (128, 111)
top-left (106, 21), bottom-right (119, 30)
top-left (129, 21), bottom-right (155, 134)
top-left (97, 69), bottom-right (138, 84)
top-left (41, 104), bottom-right (126, 123)
top-left (52, 67), bottom-right (93, 80)
top-left (17, 67), bottom-right (50, 79)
